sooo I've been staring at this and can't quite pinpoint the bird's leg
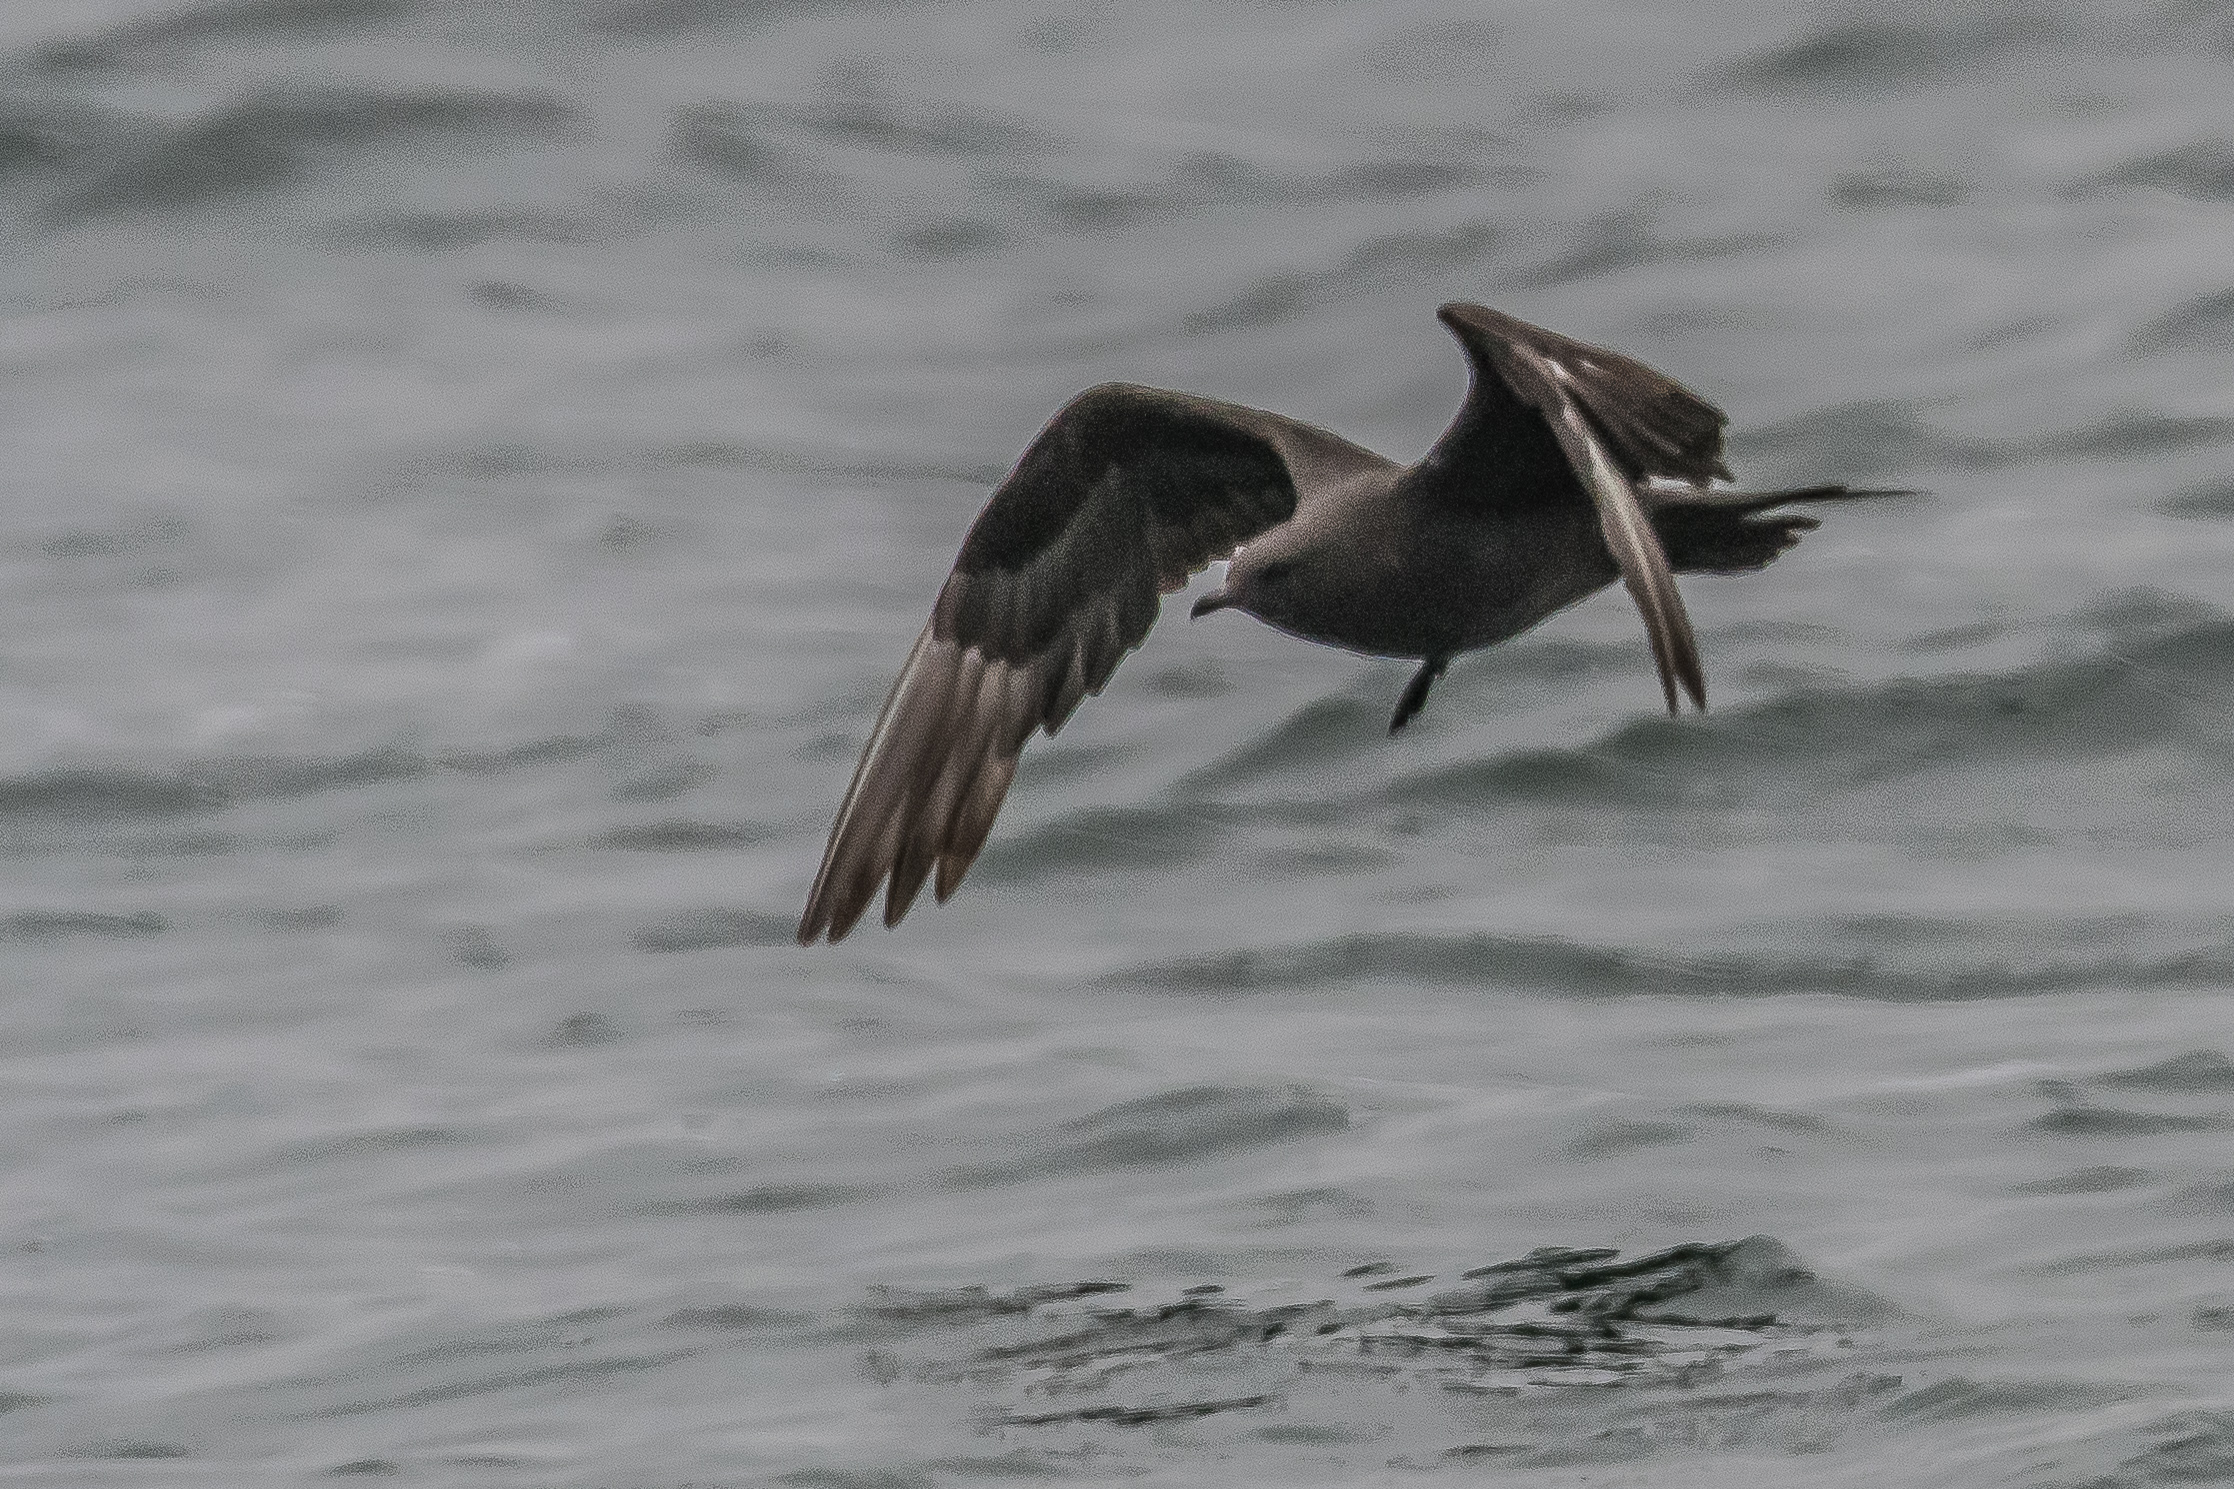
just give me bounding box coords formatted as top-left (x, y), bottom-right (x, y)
top-left (1388, 656), bottom-right (1448, 734)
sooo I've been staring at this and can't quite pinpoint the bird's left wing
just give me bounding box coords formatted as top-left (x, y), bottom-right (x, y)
top-left (1437, 302), bottom-right (1727, 713)
top-left (798, 382), bottom-right (1385, 944)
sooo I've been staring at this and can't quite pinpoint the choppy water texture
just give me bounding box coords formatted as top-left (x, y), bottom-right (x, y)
top-left (4, 0), bottom-right (2234, 1483)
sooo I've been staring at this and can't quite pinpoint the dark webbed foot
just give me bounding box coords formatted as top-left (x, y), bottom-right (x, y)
top-left (1389, 656), bottom-right (1448, 733)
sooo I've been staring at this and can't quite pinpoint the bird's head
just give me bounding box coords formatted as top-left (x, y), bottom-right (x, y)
top-left (1189, 530), bottom-right (1317, 632)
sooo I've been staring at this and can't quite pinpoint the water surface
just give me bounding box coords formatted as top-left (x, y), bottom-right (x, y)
top-left (4, 1), bottom-right (2234, 1483)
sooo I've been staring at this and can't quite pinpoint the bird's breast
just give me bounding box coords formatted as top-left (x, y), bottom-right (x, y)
top-left (1266, 500), bottom-right (1618, 660)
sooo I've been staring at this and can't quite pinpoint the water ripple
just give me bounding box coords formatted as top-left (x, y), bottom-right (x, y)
top-left (949, 1084), bottom-right (1348, 1185)
top-left (861, 1236), bottom-right (1890, 1443)
top-left (1391, 596), bottom-right (2234, 816)
top-left (1725, 12), bottom-right (2065, 95)
top-left (35, 0), bottom-right (416, 73)
top-left (0, 910), bottom-right (166, 941)
top-left (629, 907), bottom-right (795, 951)
top-left (49, 86), bottom-right (576, 221)
top-left (1106, 929), bottom-right (2234, 1001)
top-left (2087, 139), bottom-right (2234, 203)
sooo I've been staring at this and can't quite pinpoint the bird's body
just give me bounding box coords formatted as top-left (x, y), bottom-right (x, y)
top-left (798, 303), bottom-right (1899, 944)
top-left (1225, 457), bottom-right (1614, 660)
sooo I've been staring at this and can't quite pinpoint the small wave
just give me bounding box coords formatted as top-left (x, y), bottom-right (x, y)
top-left (1725, 13), bottom-right (2062, 95)
top-left (36, 0), bottom-right (413, 73)
top-left (1009, 147), bottom-right (1491, 239)
top-left (996, 1394), bottom-right (1274, 1429)
top-left (891, 216), bottom-right (1005, 259)
top-left (2163, 476), bottom-right (2234, 518)
top-left (464, 278), bottom-right (564, 311)
top-left (0, 112), bottom-right (50, 175)
top-left (1903, 619), bottom-right (2009, 654)
top-left (584, 0), bottom-right (803, 38)
top-left (629, 907), bottom-right (795, 951)
top-left (434, 736), bottom-right (602, 775)
top-left (949, 1084), bottom-right (1348, 1185)
top-left (1732, 397), bottom-right (1998, 478)
top-left (2098, 1049), bottom-right (2234, 1093)
top-left (1506, 205), bottom-right (1777, 291)
top-left (2165, 1181), bottom-right (2234, 1218)
top-left (1185, 222), bottom-right (1498, 335)
top-left (331, 206), bottom-right (594, 250)
top-left (1360, 15), bottom-right (1504, 80)
top-left (1392, 594), bottom-right (2234, 816)
top-left (1179, 693), bottom-right (1389, 795)
top-left (404, 439), bottom-right (590, 481)
top-left (1107, 928), bottom-right (2234, 1001)
top-left (278, 1124), bottom-right (471, 1164)
top-left (1254, 839), bottom-right (1397, 877)
top-left (2010, 1165), bottom-right (2149, 1195)
top-left (2077, 1408), bottom-right (2234, 1487)
top-left (443, 927), bottom-right (508, 971)
top-left (2036, 1238), bottom-right (2234, 1275)
top-left (2132, 286), bottom-right (2234, 356)
top-left (2039, 411), bottom-right (2234, 461)
top-left (661, 1303), bottom-right (811, 1331)
top-left (1680, 1101), bottom-right (1835, 1135)
top-left (61, 1441), bottom-right (191, 1461)
top-left (2031, 1107), bottom-right (2231, 1137)
top-left (594, 703), bottom-right (710, 803)
top-left (591, 819), bottom-right (773, 851)
top-left (858, 1236), bottom-right (1887, 1436)
top-left (647, 1182), bottom-right (869, 1216)
top-left (2027, 1080), bottom-right (2232, 1137)
top-left (667, 102), bottom-right (804, 187)
top-left (1829, 165), bottom-right (1972, 209)
top-left (856, 1280), bottom-right (1130, 1330)
top-left (1878, 1376), bottom-right (2136, 1424)
top-left (967, 803), bottom-right (1227, 884)
top-left (198, 746), bottom-right (433, 801)
top-left (548, 1012), bottom-right (621, 1046)
top-left (667, 90), bottom-right (1035, 205)
top-left (256, 905), bottom-right (343, 931)
top-left (50, 86), bottom-right (575, 221)
top-left (1321, 156), bottom-right (1485, 201)
top-left (0, 768), bottom-right (218, 821)
top-left (610, 757), bottom-right (711, 802)
top-left (640, 438), bottom-right (1001, 486)
top-left (1138, 657), bottom-right (1234, 700)
top-left (0, 910), bottom-right (165, 941)
top-left (1250, 1185), bottom-right (1375, 1221)
top-left (1113, 932), bottom-right (1767, 995)
top-left (800, 86), bottom-right (1039, 160)
top-left (1558, 1118), bottom-right (1693, 1160)
top-left (40, 510), bottom-right (192, 558)
top-left (315, 1344), bottom-right (694, 1419)
top-left (2085, 138), bottom-right (2234, 203)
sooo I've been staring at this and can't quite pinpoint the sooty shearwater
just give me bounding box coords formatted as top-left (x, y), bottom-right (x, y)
top-left (799, 302), bottom-right (1899, 944)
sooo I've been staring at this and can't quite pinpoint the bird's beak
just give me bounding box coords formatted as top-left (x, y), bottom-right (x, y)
top-left (1190, 587), bottom-right (1231, 620)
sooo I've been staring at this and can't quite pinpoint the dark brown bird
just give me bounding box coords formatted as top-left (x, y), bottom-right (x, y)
top-left (799, 303), bottom-right (1894, 944)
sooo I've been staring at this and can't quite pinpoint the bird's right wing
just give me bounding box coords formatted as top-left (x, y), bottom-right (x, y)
top-left (1436, 303), bottom-right (1726, 713)
top-left (798, 382), bottom-right (1386, 944)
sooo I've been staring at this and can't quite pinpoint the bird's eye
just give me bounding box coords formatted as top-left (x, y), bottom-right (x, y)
top-left (1256, 560), bottom-right (1295, 587)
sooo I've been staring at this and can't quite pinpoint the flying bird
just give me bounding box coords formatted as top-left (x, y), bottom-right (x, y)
top-left (799, 302), bottom-right (1894, 944)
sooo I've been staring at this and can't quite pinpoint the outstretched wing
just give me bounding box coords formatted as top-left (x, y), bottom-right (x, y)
top-left (798, 382), bottom-right (1387, 944)
top-left (1436, 302), bottom-right (1729, 714)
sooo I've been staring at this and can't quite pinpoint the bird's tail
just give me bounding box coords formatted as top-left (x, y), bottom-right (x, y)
top-left (1650, 483), bottom-right (1916, 575)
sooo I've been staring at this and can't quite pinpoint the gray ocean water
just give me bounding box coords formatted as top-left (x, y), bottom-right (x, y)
top-left (5, 0), bottom-right (2234, 1483)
